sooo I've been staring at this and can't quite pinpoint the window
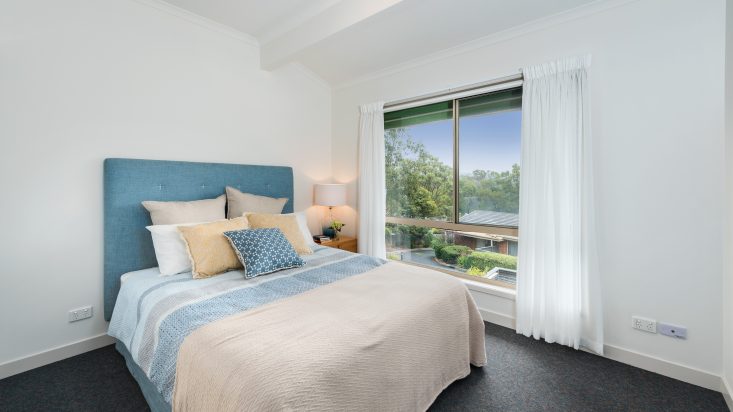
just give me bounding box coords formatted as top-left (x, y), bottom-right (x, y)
top-left (384, 86), bottom-right (522, 288)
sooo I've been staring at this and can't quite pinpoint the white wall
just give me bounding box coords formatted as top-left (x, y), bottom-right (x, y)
top-left (332, 0), bottom-right (726, 375)
top-left (0, 0), bottom-right (331, 367)
top-left (724, 0), bottom-right (733, 402)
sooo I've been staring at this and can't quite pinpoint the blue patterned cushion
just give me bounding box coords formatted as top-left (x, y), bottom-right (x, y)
top-left (223, 228), bottom-right (305, 279)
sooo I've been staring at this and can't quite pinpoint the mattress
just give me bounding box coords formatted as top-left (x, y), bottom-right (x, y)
top-left (109, 245), bottom-right (486, 411)
top-left (120, 267), bottom-right (161, 285)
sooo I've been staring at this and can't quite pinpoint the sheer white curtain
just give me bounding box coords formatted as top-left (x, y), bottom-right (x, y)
top-left (357, 102), bottom-right (386, 259)
top-left (516, 56), bottom-right (603, 354)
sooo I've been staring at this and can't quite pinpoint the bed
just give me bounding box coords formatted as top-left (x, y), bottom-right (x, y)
top-left (104, 158), bottom-right (487, 412)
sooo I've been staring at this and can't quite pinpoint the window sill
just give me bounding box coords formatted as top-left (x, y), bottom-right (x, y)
top-left (461, 277), bottom-right (516, 300)
top-left (390, 259), bottom-right (517, 300)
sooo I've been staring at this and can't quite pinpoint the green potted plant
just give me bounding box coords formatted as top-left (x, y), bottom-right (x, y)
top-left (324, 220), bottom-right (345, 239)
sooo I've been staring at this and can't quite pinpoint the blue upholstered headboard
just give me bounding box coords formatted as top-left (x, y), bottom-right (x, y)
top-left (103, 158), bottom-right (294, 320)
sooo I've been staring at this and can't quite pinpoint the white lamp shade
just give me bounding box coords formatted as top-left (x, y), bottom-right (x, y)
top-left (314, 184), bottom-right (346, 207)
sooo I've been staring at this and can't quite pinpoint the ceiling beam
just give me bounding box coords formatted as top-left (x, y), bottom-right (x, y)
top-left (260, 0), bottom-right (403, 70)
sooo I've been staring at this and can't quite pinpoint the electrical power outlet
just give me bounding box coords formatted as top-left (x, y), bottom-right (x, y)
top-left (658, 323), bottom-right (687, 339)
top-left (632, 316), bottom-right (656, 333)
top-left (68, 306), bottom-right (93, 322)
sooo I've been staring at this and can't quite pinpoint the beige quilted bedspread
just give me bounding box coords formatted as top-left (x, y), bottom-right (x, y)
top-left (172, 262), bottom-right (487, 412)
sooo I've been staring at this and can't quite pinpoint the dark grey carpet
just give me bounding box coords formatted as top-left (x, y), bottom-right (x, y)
top-left (0, 322), bottom-right (727, 411)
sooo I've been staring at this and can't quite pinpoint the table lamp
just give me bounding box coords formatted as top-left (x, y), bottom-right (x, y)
top-left (314, 183), bottom-right (346, 238)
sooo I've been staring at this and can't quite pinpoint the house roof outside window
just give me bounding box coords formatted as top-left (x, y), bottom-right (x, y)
top-left (459, 210), bottom-right (519, 227)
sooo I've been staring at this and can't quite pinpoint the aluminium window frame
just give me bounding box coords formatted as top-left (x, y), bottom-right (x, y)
top-left (384, 80), bottom-right (522, 289)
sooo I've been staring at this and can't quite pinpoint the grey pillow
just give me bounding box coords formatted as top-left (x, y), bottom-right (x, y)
top-left (142, 195), bottom-right (226, 225)
top-left (226, 186), bottom-right (288, 218)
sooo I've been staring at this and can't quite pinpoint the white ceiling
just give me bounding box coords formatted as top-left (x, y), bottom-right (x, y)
top-left (163, 0), bottom-right (340, 42)
top-left (296, 0), bottom-right (598, 85)
top-left (160, 0), bottom-right (600, 86)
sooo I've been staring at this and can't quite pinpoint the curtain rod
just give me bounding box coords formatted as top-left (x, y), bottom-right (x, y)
top-left (383, 72), bottom-right (524, 111)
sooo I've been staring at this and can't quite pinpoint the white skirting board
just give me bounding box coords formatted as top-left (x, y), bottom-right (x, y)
top-left (475, 310), bottom-right (726, 395)
top-left (0, 333), bottom-right (114, 380)
top-left (601, 344), bottom-right (721, 391)
top-left (478, 308), bottom-right (515, 329)
top-left (723, 376), bottom-right (732, 411)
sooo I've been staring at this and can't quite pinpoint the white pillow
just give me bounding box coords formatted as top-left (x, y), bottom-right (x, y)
top-left (226, 187), bottom-right (288, 218)
top-left (142, 195), bottom-right (226, 225)
top-left (292, 212), bottom-right (317, 247)
top-left (146, 222), bottom-right (205, 276)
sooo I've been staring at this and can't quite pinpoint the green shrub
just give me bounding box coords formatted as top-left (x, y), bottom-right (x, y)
top-left (431, 238), bottom-right (447, 254)
top-left (458, 251), bottom-right (517, 272)
top-left (436, 245), bottom-right (471, 264)
top-left (385, 224), bottom-right (434, 249)
top-left (409, 226), bottom-right (434, 248)
top-left (466, 266), bottom-right (485, 276)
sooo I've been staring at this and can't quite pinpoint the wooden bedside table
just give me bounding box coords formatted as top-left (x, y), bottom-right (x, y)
top-left (319, 236), bottom-right (357, 253)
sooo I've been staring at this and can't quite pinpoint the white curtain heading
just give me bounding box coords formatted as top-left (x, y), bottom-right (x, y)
top-left (357, 102), bottom-right (386, 259)
top-left (516, 55), bottom-right (603, 354)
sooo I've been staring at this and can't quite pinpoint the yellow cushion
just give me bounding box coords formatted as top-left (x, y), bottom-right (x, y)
top-left (246, 213), bottom-right (313, 255)
top-left (178, 217), bottom-right (248, 279)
